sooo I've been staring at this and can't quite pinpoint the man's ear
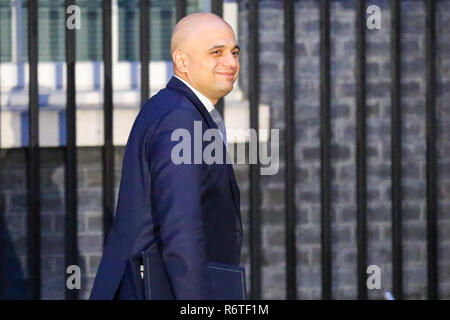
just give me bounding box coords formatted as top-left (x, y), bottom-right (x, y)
top-left (172, 49), bottom-right (188, 73)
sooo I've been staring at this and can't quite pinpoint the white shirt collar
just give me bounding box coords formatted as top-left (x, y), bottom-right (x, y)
top-left (174, 75), bottom-right (215, 113)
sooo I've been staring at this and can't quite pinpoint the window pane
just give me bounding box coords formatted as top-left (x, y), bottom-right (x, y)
top-left (20, 0), bottom-right (66, 62)
top-left (0, 0), bottom-right (12, 62)
top-left (118, 0), bottom-right (201, 61)
top-left (14, 0), bottom-right (201, 63)
top-left (76, 0), bottom-right (102, 61)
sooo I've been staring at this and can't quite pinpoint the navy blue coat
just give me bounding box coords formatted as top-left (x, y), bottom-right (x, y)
top-left (89, 76), bottom-right (243, 300)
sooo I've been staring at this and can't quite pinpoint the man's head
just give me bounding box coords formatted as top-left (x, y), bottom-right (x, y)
top-left (171, 13), bottom-right (240, 105)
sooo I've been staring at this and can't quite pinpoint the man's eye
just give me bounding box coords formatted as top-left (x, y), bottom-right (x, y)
top-left (233, 51), bottom-right (240, 56)
top-left (212, 50), bottom-right (221, 55)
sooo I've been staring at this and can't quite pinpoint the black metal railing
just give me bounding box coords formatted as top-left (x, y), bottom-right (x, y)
top-left (391, 0), bottom-right (403, 300)
top-left (64, 0), bottom-right (78, 300)
top-left (319, 0), bottom-right (331, 301)
top-left (26, 0), bottom-right (40, 300)
top-left (425, 0), bottom-right (438, 300)
top-left (355, 0), bottom-right (368, 300)
top-left (284, 0), bottom-right (297, 301)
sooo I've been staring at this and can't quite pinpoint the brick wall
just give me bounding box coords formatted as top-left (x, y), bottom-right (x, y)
top-left (237, 0), bottom-right (450, 299)
top-left (0, 147), bottom-right (124, 299)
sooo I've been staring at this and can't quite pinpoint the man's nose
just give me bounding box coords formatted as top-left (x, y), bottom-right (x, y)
top-left (222, 51), bottom-right (238, 68)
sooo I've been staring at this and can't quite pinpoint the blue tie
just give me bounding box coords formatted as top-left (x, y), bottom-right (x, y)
top-left (209, 108), bottom-right (227, 147)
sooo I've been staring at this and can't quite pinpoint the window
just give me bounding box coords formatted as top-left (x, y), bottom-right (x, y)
top-left (0, 0), bottom-right (12, 62)
top-left (19, 0), bottom-right (102, 62)
top-left (118, 0), bottom-right (201, 61)
top-left (76, 0), bottom-right (103, 61)
top-left (3, 0), bottom-right (201, 63)
top-left (20, 0), bottom-right (66, 62)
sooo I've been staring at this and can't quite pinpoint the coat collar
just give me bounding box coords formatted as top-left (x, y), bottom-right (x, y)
top-left (173, 75), bottom-right (215, 113)
top-left (167, 76), bottom-right (217, 131)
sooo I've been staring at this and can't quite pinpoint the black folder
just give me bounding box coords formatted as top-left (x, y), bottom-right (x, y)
top-left (140, 251), bottom-right (247, 300)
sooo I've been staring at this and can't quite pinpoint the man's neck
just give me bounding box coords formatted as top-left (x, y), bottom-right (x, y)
top-left (173, 74), bottom-right (216, 112)
top-left (173, 74), bottom-right (217, 106)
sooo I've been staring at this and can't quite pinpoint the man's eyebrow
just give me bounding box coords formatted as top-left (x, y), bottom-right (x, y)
top-left (209, 44), bottom-right (241, 51)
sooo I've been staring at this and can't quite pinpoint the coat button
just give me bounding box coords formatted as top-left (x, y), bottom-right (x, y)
top-left (234, 228), bottom-right (243, 238)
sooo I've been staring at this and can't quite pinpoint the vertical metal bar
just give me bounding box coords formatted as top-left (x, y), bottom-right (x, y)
top-left (211, 0), bottom-right (224, 116)
top-left (0, 1), bottom-right (3, 299)
top-left (140, 0), bottom-right (150, 107)
top-left (0, 147), bottom-right (2, 298)
top-left (284, 0), bottom-right (296, 300)
top-left (355, 0), bottom-right (367, 300)
top-left (320, 0), bottom-right (332, 300)
top-left (248, 0), bottom-right (261, 300)
top-left (65, 0), bottom-right (78, 300)
top-left (211, 0), bottom-right (222, 17)
top-left (425, 0), bottom-right (438, 300)
top-left (26, 0), bottom-right (41, 300)
top-left (102, 0), bottom-right (114, 243)
top-left (176, 0), bottom-right (186, 22)
top-left (391, 0), bottom-right (403, 301)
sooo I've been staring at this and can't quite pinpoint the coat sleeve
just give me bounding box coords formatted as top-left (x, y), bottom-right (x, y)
top-left (147, 108), bottom-right (212, 299)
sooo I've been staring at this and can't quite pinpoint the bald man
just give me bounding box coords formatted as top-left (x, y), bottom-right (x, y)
top-left (90, 13), bottom-right (243, 300)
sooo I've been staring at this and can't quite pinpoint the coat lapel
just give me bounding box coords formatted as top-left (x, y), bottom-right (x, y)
top-left (167, 77), bottom-right (217, 131)
top-left (166, 77), bottom-right (241, 225)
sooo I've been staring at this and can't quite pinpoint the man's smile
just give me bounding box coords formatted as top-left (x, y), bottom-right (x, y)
top-left (216, 71), bottom-right (235, 79)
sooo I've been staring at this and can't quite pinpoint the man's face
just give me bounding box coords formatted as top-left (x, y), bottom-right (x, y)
top-left (183, 25), bottom-right (240, 103)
